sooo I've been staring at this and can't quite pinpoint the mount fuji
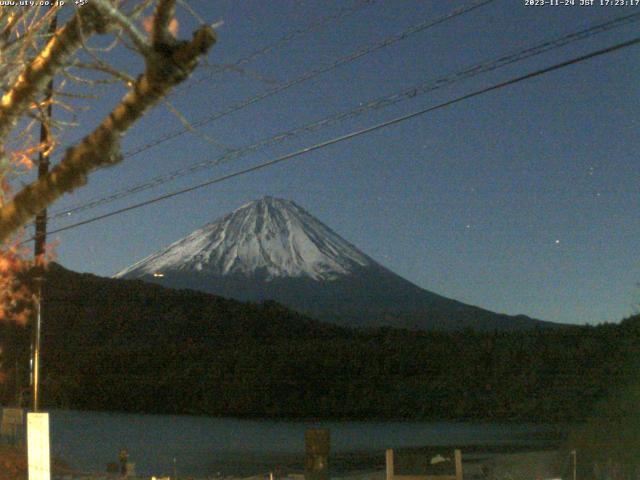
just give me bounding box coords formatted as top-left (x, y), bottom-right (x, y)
top-left (116, 197), bottom-right (556, 331)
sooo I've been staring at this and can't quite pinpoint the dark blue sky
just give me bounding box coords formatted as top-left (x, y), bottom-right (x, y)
top-left (43, 0), bottom-right (639, 325)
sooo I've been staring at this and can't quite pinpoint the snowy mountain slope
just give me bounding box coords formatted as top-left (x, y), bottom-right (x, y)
top-left (116, 197), bottom-right (372, 281)
top-left (116, 197), bottom-right (559, 331)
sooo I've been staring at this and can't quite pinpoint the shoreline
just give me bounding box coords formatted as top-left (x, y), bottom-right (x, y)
top-left (0, 417), bottom-right (566, 479)
top-left (37, 406), bottom-right (573, 426)
top-left (161, 441), bottom-right (565, 478)
top-left (0, 442), bottom-right (564, 480)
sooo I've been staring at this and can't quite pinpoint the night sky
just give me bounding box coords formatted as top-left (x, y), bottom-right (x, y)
top-left (38, 1), bottom-right (640, 326)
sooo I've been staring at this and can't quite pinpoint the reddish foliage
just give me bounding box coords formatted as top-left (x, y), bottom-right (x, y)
top-left (0, 445), bottom-right (73, 480)
top-left (0, 446), bottom-right (27, 480)
top-left (0, 244), bottom-right (34, 326)
top-left (0, 240), bottom-right (56, 326)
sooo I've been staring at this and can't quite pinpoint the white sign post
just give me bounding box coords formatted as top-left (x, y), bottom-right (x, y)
top-left (27, 412), bottom-right (51, 480)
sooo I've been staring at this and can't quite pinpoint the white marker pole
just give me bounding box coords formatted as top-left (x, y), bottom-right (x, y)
top-left (27, 412), bottom-right (51, 480)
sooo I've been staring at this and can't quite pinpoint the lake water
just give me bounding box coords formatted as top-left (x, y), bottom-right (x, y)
top-left (45, 409), bottom-right (560, 477)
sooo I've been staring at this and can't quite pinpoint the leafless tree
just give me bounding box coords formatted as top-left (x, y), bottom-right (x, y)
top-left (0, 1), bottom-right (216, 321)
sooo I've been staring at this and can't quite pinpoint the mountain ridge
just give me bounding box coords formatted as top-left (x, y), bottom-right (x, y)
top-left (0, 263), bottom-right (620, 422)
top-left (117, 196), bottom-right (560, 331)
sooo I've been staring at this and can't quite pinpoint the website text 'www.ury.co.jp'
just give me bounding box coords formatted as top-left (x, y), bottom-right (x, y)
top-left (0, 1), bottom-right (67, 6)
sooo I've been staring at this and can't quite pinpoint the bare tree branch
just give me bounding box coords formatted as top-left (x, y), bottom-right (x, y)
top-left (0, 5), bottom-right (108, 143)
top-left (152, 0), bottom-right (177, 45)
top-left (0, 23), bottom-right (216, 242)
top-left (92, 0), bottom-right (150, 55)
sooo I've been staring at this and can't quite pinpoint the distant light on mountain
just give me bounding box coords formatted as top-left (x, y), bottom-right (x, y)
top-left (116, 197), bottom-right (561, 331)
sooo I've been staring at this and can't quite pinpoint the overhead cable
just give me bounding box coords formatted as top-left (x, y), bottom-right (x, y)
top-left (48, 11), bottom-right (640, 221)
top-left (28, 34), bottom-right (640, 241)
top-left (173, 0), bottom-right (378, 94)
top-left (121, 0), bottom-right (497, 159)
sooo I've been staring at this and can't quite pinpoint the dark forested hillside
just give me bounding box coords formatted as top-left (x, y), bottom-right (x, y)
top-left (0, 264), bottom-right (637, 422)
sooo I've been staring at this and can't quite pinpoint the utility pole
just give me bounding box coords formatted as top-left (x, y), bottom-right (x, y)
top-left (31, 8), bottom-right (57, 413)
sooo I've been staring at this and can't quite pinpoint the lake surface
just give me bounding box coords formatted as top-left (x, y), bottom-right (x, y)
top-left (46, 410), bottom-right (561, 477)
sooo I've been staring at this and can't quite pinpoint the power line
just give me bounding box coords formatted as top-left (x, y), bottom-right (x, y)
top-left (52, 0), bottom-right (492, 165)
top-left (121, 0), bottom-right (497, 159)
top-left (48, 0), bottom-right (497, 216)
top-left (27, 35), bottom-right (640, 241)
top-left (47, 11), bottom-right (640, 221)
top-left (48, 0), bottom-right (377, 157)
top-left (173, 0), bottom-right (377, 95)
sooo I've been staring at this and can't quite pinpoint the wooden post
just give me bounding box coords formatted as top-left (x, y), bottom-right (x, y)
top-left (386, 449), bottom-right (394, 480)
top-left (454, 449), bottom-right (463, 480)
top-left (305, 428), bottom-right (330, 480)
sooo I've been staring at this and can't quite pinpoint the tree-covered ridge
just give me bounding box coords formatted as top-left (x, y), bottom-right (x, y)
top-left (1, 264), bottom-right (637, 423)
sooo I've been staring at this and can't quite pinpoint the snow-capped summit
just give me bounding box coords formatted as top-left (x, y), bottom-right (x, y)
top-left (115, 196), bottom-right (373, 281)
top-left (116, 197), bottom-right (556, 331)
